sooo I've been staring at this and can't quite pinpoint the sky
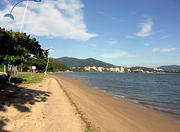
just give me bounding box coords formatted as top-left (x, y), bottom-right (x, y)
top-left (0, 0), bottom-right (180, 67)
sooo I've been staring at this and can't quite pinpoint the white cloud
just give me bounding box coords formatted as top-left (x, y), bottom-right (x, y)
top-left (49, 49), bottom-right (55, 54)
top-left (160, 35), bottom-right (168, 39)
top-left (135, 18), bottom-right (153, 37)
top-left (102, 50), bottom-right (130, 59)
top-left (0, 0), bottom-right (98, 40)
top-left (161, 48), bottom-right (178, 52)
top-left (153, 48), bottom-right (178, 52)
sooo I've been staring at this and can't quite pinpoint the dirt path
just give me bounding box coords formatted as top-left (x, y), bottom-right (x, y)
top-left (0, 78), bottom-right (85, 132)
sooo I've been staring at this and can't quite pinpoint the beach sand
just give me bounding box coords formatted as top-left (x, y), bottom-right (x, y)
top-left (52, 75), bottom-right (180, 132)
top-left (1, 75), bottom-right (180, 132)
top-left (0, 77), bottom-right (85, 132)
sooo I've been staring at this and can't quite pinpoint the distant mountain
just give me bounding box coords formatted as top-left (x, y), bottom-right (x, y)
top-left (56, 57), bottom-right (115, 67)
top-left (158, 65), bottom-right (180, 71)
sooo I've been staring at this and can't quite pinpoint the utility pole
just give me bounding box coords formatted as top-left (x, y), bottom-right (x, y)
top-left (4, 65), bottom-right (6, 74)
top-left (44, 56), bottom-right (49, 76)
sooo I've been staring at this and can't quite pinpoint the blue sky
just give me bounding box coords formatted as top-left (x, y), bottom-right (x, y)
top-left (0, 0), bottom-right (180, 67)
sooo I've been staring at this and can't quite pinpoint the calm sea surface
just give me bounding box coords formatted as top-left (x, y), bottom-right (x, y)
top-left (56, 72), bottom-right (180, 120)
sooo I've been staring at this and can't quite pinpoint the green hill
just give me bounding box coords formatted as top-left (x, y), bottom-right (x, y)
top-left (56, 57), bottom-right (115, 68)
top-left (158, 65), bottom-right (180, 71)
top-left (48, 58), bottom-right (70, 72)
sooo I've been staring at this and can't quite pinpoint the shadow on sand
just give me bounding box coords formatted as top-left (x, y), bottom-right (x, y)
top-left (0, 76), bottom-right (51, 132)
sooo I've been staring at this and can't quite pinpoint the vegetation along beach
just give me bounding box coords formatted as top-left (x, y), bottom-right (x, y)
top-left (1, 0), bottom-right (180, 132)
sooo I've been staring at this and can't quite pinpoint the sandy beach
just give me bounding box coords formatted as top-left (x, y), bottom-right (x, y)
top-left (52, 75), bottom-right (180, 132)
top-left (0, 77), bottom-right (85, 132)
top-left (1, 75), bottom-right (180, 132)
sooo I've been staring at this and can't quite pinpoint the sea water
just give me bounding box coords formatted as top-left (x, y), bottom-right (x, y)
top-left (56, 72), bottom-right (180, 120)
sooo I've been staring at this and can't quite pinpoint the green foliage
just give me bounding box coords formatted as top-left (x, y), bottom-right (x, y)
top-left (26, 58), bottom-right (47, 72)
top-left (0, 64), bottom-right (4, 72)
top-left (48, 58), bottom-right (69, 72)
top-left (0, 27), bottom-right (48, 66)
top-left (0, 27), bottom-right (48, 73)
top-left (129, 66), bottom-right (155, 72)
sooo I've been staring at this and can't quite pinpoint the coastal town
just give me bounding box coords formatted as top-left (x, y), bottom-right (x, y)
top-left (70, 66), bottom-right (167, 73)
top-left (57, 57), bottom-right (180, 73)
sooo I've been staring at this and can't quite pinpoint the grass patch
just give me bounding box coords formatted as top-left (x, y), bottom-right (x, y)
top-left (0, 73), bottom-right (44, 86)
top-left (16, 73), bottom-right (44, 84)
top-left (0, 64), bottom-right (4, 72)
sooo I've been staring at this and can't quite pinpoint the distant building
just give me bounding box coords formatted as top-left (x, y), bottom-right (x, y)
top-left (127, 68), bottom-right (131, 72)
top-left (110, 67), bottom-right (114, 72)
top-left (133, 69), bottom-right (144, 72)
top-left (91, 66), bottom-right (97, 71)
top-left (114, 67), bottom-right (120, 72)
top-left (97, 67), bottom-right (104, 72)
top-left (106, 68), bottom-right (110, 71)
top-left (120, 67), bottom-right (125, 72)
top-left (84, 66), bottom-right (91, 71)
top-left (71, 67), bottom-right (76, 69)
top-left (73, 66), bottom-right (126, 73)
top-left (154, 68), bottom-right (164, 71)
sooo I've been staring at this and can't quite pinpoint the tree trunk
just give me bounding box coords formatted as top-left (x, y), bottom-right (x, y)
top-left (4, 65), bottom-right (6, 74)
top-left (44, 57), bottom-right (49, 76)
top-left (12, 65), bottom-right (18, 75)
top-left (8, 73), bottom-right (12, 82)
top-left (7, 64), bottom-right (12, 82)
top-left (21, 63), bottom-right (23, 72)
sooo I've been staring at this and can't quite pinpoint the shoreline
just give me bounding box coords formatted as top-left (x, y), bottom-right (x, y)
top-left (55, 72), bottom-right (180, 121)
top-left (96, 88), bottom-right (180, 122)
top-left (53, 74), bottom-right (180, 132)
top-left (113, 93), bottom-right (180, 122)
top-left (66, 75), bottom-right (180, 122)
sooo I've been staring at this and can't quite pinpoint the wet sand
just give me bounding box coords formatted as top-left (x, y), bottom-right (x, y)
top-left (53, 75), bottom-right (180, 132)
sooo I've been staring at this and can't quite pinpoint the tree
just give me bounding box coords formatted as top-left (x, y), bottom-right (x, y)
top-left (0, 27), bottom-right (48, 81)
top-left (48, 58), bottom-right (69, 72)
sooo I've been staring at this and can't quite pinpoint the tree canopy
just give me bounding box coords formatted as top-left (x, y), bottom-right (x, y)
top-left (0, 27), bottom-right (48, 71)
top-left (48, 58), bottom-right (70, 72)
